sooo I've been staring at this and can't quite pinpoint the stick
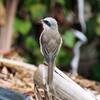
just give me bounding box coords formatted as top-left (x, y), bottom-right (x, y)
top-left (0, 58), bottom-right (37, 72)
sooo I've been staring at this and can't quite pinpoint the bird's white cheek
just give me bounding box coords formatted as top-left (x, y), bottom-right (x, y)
top-left (43, 24), bottom-right (50, 30)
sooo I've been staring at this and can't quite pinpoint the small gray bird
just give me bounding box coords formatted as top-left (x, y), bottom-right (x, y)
top-left (40, 17), bottom-right (62, 84)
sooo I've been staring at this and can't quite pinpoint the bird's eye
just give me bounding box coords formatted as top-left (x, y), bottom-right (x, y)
top-left (43, 20), bottom-right (51, 27)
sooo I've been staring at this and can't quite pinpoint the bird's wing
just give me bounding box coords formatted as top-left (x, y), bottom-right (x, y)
top-left (42, 44), bottom-right (49, 63)
top-left (40, 31), bottom-right (50, 63)
top-left (40, 31), bottom-right (62, 63)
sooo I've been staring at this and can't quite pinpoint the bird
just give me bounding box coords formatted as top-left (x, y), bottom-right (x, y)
top-left (40, 17), bottom-right (62, 84)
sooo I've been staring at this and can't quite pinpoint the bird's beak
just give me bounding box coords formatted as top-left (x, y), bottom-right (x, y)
top-left (40, 19), bottom-right (44, 23)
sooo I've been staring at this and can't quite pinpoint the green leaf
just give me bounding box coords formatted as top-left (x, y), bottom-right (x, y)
top-left (29, 3), bottom-right (46, 20)
top-left (25, 36), bottom-right (38, 50)
top-left (62, 30), bottom-right (75, 48)
top-left (97, 14), bottom-right (100, 24)
top-left (95, 26), bottom-right (100, 36)
top-left (86, 17), bottom-right (96, 40)
top-left (24, 0), bottom-right (41, 11)
top-left (91, 63), bottom-right (100, 82)
top-left (56, 0), bottom-right (65, 6)
top-left (96, 14), bottom-right (100, 36)
top-left (14, 18), bottom-right (31, 35)
top-left (25, 36), bottom-right (43, 65)
top-left (56, 47), bottom-right (72, 67)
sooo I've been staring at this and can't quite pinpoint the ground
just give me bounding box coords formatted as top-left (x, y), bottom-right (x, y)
top-left (0, 53), bottom-right (100, 100)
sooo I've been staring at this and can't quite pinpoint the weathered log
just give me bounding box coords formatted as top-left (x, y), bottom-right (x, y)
top-left (34, 64), bottom-right (97, 100)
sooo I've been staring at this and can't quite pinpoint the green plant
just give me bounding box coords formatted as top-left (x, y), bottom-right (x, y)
top-left (24, 36), bottom-right (43, 65)
top-left (14, 17), bottom-right (31, 35)
top-left (62, 30), bottom-right (75, 48)
top-left (91, 63), bottom-right (100, 82)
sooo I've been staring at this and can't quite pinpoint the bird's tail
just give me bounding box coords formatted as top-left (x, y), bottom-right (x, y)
top-left (47, 60), bottom-right (54, 84)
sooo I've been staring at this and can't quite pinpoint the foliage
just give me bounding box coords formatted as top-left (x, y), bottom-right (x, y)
top-left (62, 30), bottom-right (75, 48)
top-left (56, 47), bottom-right (72, 67)
top-left (24, 36), bottom-right (43, 64)
top-left (96, 13), bottom-right (100, 36)
top-left (91, 63), bottom-right (100, 82)
top-left (29, 3), bottom-right (46, 20)
top-left (86, 17), bottom-right (96, 41)
top-left (14, 17), bottom-right (31, 35)
top-left (56, 0), bottom-right (65, 6)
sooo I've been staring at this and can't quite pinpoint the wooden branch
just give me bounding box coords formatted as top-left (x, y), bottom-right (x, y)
top-left (0, 58), bottom-right (37, 73)
top-left (34, 64), bottom-right (97, 100)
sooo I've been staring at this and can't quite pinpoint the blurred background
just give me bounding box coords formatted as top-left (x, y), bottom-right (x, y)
top-left (0, 0), bottom-right (100, 82)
